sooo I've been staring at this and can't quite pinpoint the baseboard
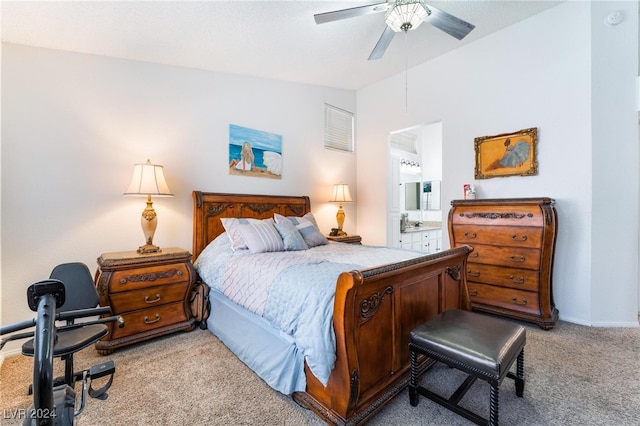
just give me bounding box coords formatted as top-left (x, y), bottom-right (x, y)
top-left (557, 314), bottom-right (591, 326)
top-left (590, 320), bottom-right (640, 328)
top-left (560, 313), bottom-right (640, 328)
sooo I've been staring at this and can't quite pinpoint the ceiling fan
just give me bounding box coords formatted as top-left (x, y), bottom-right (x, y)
top-left (314, 0), bottom-right (475, 60)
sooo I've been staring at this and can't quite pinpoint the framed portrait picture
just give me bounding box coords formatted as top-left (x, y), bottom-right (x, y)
top-left (229, 124), bottom-right (282, 179)
top-left (474, 127), bottom-right (538, 179)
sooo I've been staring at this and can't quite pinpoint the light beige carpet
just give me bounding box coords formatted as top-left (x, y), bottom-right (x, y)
top-left (1, 318), bottom-right (639, 425)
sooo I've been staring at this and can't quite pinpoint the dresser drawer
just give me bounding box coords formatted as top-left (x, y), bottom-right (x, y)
top-left (464, 244), bottom-right (540, 269)
top-left (109, 262), bottom-right (191, 293)
top-left (108, 283), bottom-right (189, 313)
top-left (468, 283), bottom-right (540, 316)
top-left (466, 263), bottom-right (539, 291)
top-left (108, 302), bottom-right (189, 340)
top-left (452, 225), bottom-right (542, 248)
top-left (451, 204), bottom-right (543, 227)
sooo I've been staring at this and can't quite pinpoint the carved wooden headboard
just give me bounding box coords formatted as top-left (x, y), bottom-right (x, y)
top-left (192, 191), bottom-right (311, 259)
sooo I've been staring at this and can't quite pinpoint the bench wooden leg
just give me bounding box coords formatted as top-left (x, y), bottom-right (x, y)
top-left (516, 349), bottom-right (525, 397)
top-left (409, 350), bottom-right (419, 406)
top-left (489, 383), bottom-right (499, 426)
top-left (506, 348), bottom-right (526, 398)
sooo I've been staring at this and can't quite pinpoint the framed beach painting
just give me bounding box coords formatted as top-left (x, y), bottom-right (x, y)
top-left (474, 127), bottom-right (538, 179)
top-left (229, 124), bottom-right (283, 179)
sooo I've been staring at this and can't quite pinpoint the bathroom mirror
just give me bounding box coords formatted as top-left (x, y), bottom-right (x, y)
top-left (422, 180), bottom-right (441, 210)
top-left (405, 182), bottom-right (421, 211)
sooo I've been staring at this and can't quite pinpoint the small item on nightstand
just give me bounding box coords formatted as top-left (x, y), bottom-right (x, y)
top-left (329, 228), bottom-right (339, 237)
top-left (326, 234), bottom-right (362, 245)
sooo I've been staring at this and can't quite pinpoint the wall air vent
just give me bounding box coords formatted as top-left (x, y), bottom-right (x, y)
top-left (390, 132), bottom-right (418, 154)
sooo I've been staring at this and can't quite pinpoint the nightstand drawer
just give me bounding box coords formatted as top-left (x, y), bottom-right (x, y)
top-left (108, 302), bottom-right (189, 340)
top-left (109, 263), bottom-right (190, 293)
top-left (108, 283), bottom-right (189, 313)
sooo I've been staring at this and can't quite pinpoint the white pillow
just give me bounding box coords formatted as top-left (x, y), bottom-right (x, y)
top-left (220, 218), bottom-right (248, 251)
top-left (235, 218), bottom-right (284, 253)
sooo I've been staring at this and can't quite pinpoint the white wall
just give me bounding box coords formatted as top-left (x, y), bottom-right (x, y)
top-left (356, 2), bottom-right (639, 326)
top-left (421, 121), bottom-right (443, 221)
top-left (0, 44), bottom-right (356, 353)
top-left (590, 1), bottom-right (639, 325)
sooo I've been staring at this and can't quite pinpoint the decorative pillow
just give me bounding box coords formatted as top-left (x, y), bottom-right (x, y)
top-left (274, 219), bottom-right (308, 251)
top-left (235, 218), bottom-right (284, 253)
top-left (220, 218), bottom-right (248, 251)
top-left (274, 213), bottom-right (328, 248)
top-left (301, 212), bottom-right (319, 227)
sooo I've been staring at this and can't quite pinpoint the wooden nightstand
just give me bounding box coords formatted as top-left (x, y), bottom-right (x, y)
top-left (326, 234), bottom-right (362, 245)
top-left (94, 247), bottom-right (196, 354)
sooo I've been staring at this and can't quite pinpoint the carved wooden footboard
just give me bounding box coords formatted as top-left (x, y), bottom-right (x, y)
top-left (293, 246), bottom-right (472, 425)
top-left (192, 191), bottom-right (472, 425)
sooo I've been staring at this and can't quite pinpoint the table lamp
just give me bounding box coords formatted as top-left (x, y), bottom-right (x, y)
top-left (329, 183), bottom-right (353, 236)
top-left (124, 159), bottom-right (173, 254)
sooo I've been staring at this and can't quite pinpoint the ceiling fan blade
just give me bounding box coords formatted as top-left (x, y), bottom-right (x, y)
top-left (368, 26), bottom-right (396, 61)
top-left (425, 4), bottom-right (475, 40)
top-left (314, 1), bottom-right (390, 24)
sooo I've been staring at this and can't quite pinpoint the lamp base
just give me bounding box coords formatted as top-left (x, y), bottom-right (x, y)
top-left (137, 244), bottom-right (161, 254)
top-left (335, 204), bottom-right (347, 237)
top-left (138, 196), bottom-right (160, 254)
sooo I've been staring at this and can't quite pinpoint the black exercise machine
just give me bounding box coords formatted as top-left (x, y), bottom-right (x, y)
top-left (1, 276), bottom-right (123, 425)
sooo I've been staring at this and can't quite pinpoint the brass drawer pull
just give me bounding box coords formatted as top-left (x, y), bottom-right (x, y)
top-left (144, 314), bottom-right (161, 324)
top-left (510, 255), bottom-right (525, 262)
top-left (144, 294), bottom-right (161, 304)
top-left (512, 234), bottom-right (528, 241)
top-left (509, 275), bottom-right (524, 284)
top-left (467, 269), bottom-right (480, 277)
top-left (464, 232), bottom-right (477, 239)
top-left (512, 297), bottom-right (527, 305)
top-left (469, 252), bottom-right (479, 258)
top-left (469, 289), bottom-right (478, 296)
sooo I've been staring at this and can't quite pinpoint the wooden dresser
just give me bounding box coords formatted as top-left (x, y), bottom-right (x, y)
top-left (448, 198), bottom-right (558, 329)
top-left (95, 248), bottom-right (196, 354)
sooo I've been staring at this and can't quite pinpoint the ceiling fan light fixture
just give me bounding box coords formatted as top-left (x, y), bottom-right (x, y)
top-left (385, 0), bottom-right (431, 33)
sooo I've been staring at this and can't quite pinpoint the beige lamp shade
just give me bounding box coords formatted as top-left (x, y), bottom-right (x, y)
top-left (124, 160), bottom-right (173, 196)
top-left (329, 183), bottom-right (353, 236)
top-left (329, 183), bottom-right (353, 203)
top-left (124, 159), bottom-right (173, 254)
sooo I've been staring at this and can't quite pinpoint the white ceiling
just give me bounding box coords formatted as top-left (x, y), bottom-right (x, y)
top-left (1, 1), bottom-right (564, 90)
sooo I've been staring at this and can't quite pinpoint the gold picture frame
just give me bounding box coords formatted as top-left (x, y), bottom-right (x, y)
top-left (474, 127), bottom-right (538, 179)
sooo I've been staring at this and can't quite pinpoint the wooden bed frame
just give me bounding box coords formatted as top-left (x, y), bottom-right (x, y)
top-left (192, 191), bottom-right (472, 425)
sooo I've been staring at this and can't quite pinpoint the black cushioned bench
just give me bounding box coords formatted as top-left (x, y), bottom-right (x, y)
top-left (409, 309), bottom-right (526, 426)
